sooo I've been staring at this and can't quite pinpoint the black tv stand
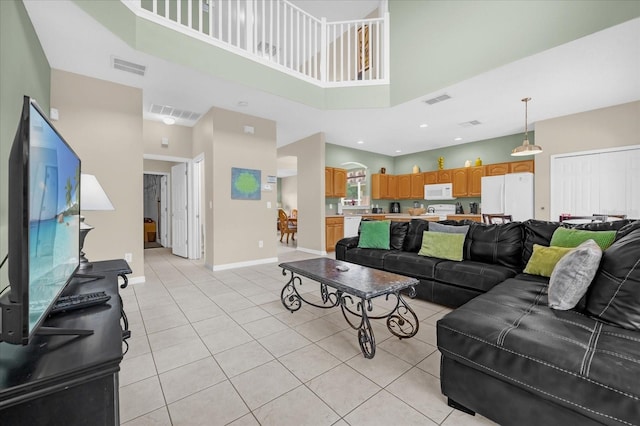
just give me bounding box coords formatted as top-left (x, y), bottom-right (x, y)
top-left (0, 261), bottom-right (130, 425)
top-left (36, 326), bottom-right (94, 337)
top-left (73, 272), bottom-right (104, 281)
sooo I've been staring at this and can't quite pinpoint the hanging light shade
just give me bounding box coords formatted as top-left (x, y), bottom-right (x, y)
top-left (511, 97), bottom-right (543, 156)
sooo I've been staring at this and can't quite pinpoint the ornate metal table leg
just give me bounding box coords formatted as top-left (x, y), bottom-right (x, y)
top-left (341, 297), bottom-right (377, 359)
top-left (387, 287), bottom-right (419, 339)
top-left (280, 270), bottom-right (302, 312)
top-left (358, 305), bottom-right (376, 359)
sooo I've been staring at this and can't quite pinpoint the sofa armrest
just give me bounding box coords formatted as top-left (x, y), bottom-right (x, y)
top-left (336, 236), bottom-right (359, 260)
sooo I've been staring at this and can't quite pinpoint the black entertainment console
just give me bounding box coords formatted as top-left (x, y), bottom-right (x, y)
top-left (0, 260), bottom-right (131, 425)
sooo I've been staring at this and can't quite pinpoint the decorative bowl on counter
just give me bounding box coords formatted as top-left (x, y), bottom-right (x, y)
top-left (408, 208), bottom-right (426, 216)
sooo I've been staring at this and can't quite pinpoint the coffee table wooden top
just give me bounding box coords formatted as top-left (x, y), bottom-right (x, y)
top-left (279, 258), bottom-right (418, 300)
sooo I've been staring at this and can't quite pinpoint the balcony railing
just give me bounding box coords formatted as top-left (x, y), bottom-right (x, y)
top-left (122, 0), bottom-right (389, 87)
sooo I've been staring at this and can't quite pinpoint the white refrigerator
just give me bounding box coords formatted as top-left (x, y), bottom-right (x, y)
top-left (481, 172), bottom-right (534, 221)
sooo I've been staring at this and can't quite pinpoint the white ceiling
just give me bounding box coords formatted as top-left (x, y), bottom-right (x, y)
top-left (24, 1), bottom-right (640, 163)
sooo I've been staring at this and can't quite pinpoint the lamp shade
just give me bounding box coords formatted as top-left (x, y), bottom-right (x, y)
top-left (80, 174), bottom-right (115, 211)
top-left (511, 139), bottom-right (543, 156)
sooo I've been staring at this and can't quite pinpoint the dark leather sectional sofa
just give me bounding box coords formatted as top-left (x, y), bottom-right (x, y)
top-left (336, 218), bottom-right (640, 426)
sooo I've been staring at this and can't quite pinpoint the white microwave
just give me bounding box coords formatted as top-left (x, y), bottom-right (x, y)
top-left (424, 183), bottom-right (456, 200)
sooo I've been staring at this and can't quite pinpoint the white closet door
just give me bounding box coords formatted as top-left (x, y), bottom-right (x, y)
top-left (551, 146), bottom-right (640, 220)
top-left (171, 163), bottom-right (188, 258)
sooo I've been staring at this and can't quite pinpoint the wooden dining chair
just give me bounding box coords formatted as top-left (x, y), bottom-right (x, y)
top-left (482, 214), bottom-right (513, 224)
top-left (290, 209), bottom-right (298, 219)
top-left (278, 208), bottom-right (297, 243)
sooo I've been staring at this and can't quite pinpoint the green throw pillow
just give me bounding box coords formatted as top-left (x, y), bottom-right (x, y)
top-left (550, 227), bottom-right (616, 251)
top-left (418, 231), bottom-right (465, 261)
top-left (523, 244), bottom-right (574, 277)
top-left (358, 220), bottom-right (390, 249)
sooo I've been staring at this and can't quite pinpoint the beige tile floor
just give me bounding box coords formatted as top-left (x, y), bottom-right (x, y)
top-left (119, 245), bottom-right (496, 425)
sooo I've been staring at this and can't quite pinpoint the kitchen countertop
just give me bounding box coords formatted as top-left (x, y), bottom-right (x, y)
top-left (325, 214), bottom-right (440, 221)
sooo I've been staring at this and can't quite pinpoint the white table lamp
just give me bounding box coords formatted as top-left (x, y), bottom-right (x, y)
top-left (79, 174), bottom-right (114, 268)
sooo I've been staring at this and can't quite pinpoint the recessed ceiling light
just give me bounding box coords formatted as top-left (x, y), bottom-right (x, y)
top-left (238, 101), bottom-right (249, 107)
top-left (357, 140), bottom-right (364, 144)
top-left (162, 117), bottom-right (176, 125)
top-left (454, 137), bottom-right (463, 141)
top-left (395, 150), bottom-right (402, 153)
top-left (419, 124), bottom-right (428, 128)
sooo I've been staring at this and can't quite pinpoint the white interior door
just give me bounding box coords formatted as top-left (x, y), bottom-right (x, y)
top-left (160, 175), bottom-right (169, 247)
top-left (188, 158), bottom-right (202, 260)
top-left (171, 163), bottom-right (188, 258)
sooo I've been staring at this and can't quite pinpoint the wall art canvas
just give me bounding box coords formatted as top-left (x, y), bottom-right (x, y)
top-left (231, 167), bottom-right (261, 200)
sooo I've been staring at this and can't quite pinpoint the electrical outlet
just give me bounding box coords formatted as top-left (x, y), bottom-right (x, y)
top-left (258, 240), bottom-right (263, 248)
top-left (124, 253), bottom-right (132, 262)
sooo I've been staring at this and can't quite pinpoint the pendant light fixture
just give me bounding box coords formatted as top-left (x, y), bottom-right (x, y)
top-left (511, 97), bottom-right (542, 156)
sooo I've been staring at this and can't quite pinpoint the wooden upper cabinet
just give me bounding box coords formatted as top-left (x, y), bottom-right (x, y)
top-left (410, 173), bottom-right (425, 199)
top-left (325, 167), bottom-right (333, 196)
top-left (510, 160), bottom-right (534, 173)
top-left (452, 168), bottom-right (468, 197)
top-left (333, 168), bottom-right (347, 197)
top-left (438, 169), bottom-right (452, 183)
top-left (468, 166), bottom-right (484, 196)
top-left (484, 162), bottom-right (510, 176)
top-left (388, 175), bottom-right (398, 199)
top-left (397, 174), bottom-right (411, 199)
top-left (325, 167), bottom-right (346, 197)
top-left (371, 174), bottom-right (388, 199)
top-left (423, 171), bottom-right (438, 185)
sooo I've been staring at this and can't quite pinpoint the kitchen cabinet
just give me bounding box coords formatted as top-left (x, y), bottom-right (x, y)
top-left (438, 169), bottom-right (452, 183)
top-left (371, 174), bottom-right (388, 199)
top-left (388, 175), bottom-right (398, 199)
top-left (325, 217), bottom-right (344, 252)
top-left (423, 171), bottom-right (438, 185)
top-left (325, 167), bottom-right (347, 197)
top-left (410, 173), bottom-right (425, 199)
top-left (371, 174), bottom-right (399, 200)
top-left (397, 174), bottom-right (411, 199)
top-left (451, 166), bottom-right (483, 197)
top-left (485, 160), bottom-right (534, 176)
top-left (468, 166), bottom-right (484, 196)
top-left (510, 160), bottom-right (534, 173)
top-left (325, 168), bottom-right (333, 196)
top-left (452, 168), bottom-right (468, 197)
top-left (484, 162), bottom-right (510, 176)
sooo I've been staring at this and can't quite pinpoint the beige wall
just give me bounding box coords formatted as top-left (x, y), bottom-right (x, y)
top-left (278, 133), bottom-right (326, 254)
top-left (143, 119), bottom-right (193, 158)
top-left (203, 107), bottom-right (278, 269)
top-left (143, 159), bottom-right (178, 174)
top-left (534, 101), bottom-right (640, 220)
top-left (280, 176), bottom-right (298, 213)
top-left (51, 70), bottom-right (144, 279)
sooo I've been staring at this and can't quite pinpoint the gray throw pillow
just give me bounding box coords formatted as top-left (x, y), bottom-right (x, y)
top-left (429, 222), bottom-right (470, 235)
top-left (548, 239), bottom-right (602, 310)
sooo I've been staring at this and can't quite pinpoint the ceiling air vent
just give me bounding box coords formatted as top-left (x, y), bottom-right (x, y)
top-left (112, 57), bottom-right (146, 76)
top-left (150, 104), bottom-right (202, 122)
top-left (423, 94), bottom-right (451, 105)
top-left (458, 120), bottom-right (482, 127)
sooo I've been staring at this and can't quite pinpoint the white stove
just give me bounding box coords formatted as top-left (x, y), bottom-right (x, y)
top-left (425, 204), bottom-right (457, 220)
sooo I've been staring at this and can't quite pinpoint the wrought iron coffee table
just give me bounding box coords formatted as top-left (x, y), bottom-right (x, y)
top-left (279, 258), bottom-right (420, 359)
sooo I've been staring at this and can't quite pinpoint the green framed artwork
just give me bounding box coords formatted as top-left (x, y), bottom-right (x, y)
top-left (231, 167), bottom-right (261, 200)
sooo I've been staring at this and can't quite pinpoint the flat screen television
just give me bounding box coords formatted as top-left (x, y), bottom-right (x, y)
top-left (0, 96), bottom-right (81, 345)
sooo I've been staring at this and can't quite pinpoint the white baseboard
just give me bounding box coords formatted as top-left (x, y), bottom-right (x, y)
top-left (209, 257), bottom-right (279, 271)
top-left (296, 247), bottom-right (327, 256)
top-left (126, 276), bottom-right (146, 285)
